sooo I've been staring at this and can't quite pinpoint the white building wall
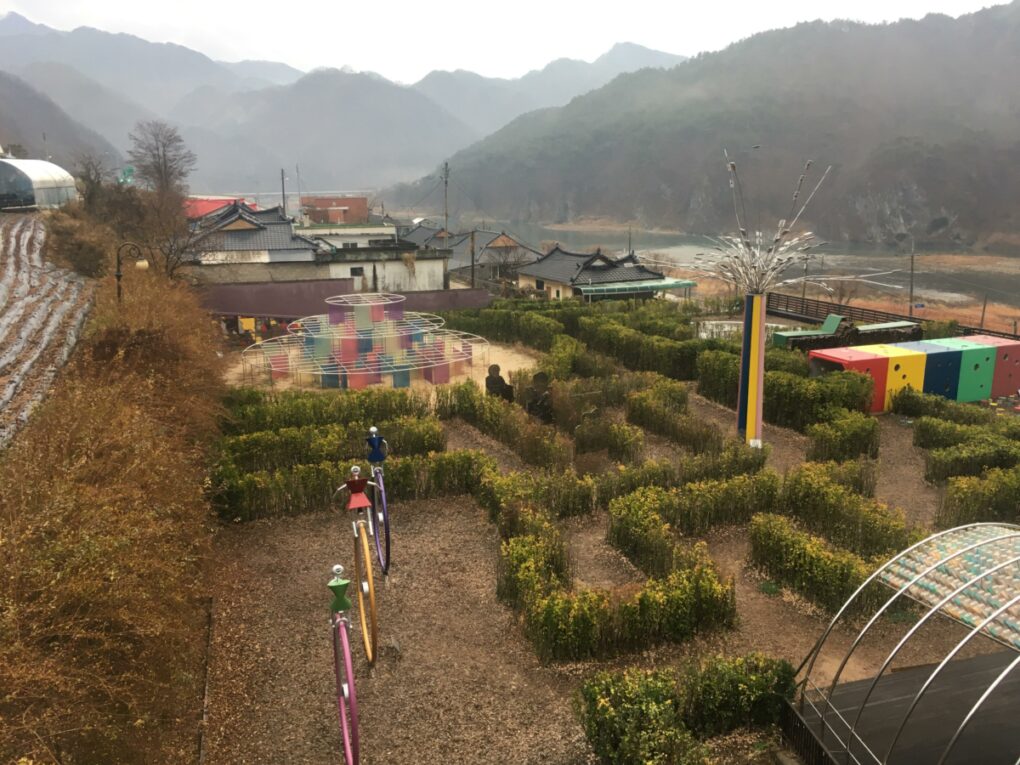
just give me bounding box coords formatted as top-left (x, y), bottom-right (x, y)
top-left (327, 258), bottom-right (445, 291)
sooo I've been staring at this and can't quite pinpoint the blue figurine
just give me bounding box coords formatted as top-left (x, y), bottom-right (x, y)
top-left (366, 426), bottom-right (388, 467)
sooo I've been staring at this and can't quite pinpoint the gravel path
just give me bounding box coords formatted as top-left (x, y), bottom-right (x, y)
top-left (563, 511), bottom-right (644, 592)
top-left (875, 415), bottom-right (940, 529)
top-left (205, 498), bottom-right (590, 765)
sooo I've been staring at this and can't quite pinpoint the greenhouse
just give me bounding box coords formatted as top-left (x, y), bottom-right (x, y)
top-left (0, 158), bottom-right (77, 210)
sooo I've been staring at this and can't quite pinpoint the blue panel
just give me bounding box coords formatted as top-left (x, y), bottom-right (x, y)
top-left (894, 340), bottom-right (961, 399)
top-left (391, 370), bottom-right (411, 388)
top-left (358, 336), bottom-right (374, 353)
top-left (321, 372), bottom-right (340, 388)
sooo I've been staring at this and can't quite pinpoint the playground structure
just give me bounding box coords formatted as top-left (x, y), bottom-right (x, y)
top-left (240, 292), bottom-right (489, 389)
top-left (809, 334), bottom-right (1020, 412)
top-left (786, 523), bottom-right (1020, 765)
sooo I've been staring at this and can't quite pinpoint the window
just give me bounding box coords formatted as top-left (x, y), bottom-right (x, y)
top-left (555, 289), bottom-right (560, 299)
top-left (342, 242), bottom-right (358, 249)
top-left (535, 279), bottom-right (545, 290)
top-left (350, 266), bottom-right (364, 276)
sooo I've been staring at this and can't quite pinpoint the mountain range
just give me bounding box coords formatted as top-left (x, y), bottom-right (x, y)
top-left (0, 12), bottom-right (685, 191)
top-left (393, 2), bottom-right (1020, 246)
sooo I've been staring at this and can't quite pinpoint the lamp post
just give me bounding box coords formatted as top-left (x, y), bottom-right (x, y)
top-left (115, 242), bottom-right (148, 303)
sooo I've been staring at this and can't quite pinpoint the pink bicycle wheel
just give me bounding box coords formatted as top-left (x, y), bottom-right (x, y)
top-left (332, 615), bottom-right (360, 764)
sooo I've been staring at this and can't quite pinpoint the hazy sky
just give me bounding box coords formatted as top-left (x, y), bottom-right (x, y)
top-left (0, 0), bottom-right (999, 82)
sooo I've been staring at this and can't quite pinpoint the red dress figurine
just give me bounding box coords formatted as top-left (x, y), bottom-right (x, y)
top-left (335, 465), bottom-right (375, 511)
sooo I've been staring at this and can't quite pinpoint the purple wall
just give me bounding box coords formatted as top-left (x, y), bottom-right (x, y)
top-left (199, 281), bottom-right (492, 319)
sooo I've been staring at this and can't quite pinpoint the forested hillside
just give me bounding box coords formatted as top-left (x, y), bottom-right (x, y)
top-left (394, 3), bottom-right (1020, 245)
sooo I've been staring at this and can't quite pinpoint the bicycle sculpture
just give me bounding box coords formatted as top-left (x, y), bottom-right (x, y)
top-left (333, 466), bottom-right (379, 665)
top-left (328, 564), bottom-right (360, 764)
top-left (366, 426), bottom-right (391, 574)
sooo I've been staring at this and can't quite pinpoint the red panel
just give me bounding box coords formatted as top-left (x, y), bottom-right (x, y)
top-left (810, 348), bottom-right (889, 413)
top-left (961, 335), bottom-right (1020, 398)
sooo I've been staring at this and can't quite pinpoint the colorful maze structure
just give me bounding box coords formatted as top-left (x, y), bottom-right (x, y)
top-left (241, 292), bottom-right (488, 389)
top-left (809, 334), bottom-right (1020, 412)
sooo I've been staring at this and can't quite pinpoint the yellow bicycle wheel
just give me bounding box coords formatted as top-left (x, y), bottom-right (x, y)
top-left (353, 520), bottom-right (378, 665)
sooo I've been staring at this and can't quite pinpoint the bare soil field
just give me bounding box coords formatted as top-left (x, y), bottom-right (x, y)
top-left (0, 213), bottom-right (93, 447)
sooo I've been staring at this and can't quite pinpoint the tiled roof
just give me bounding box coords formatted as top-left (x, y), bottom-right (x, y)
top-left (194, 202), bottom-right (319, 253)
top-left (518, 246), bottom-right (664, 286)
top-left (400, 225), bottom-right (538, 268)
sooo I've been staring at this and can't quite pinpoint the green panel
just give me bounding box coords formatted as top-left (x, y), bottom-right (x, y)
top-left (925, 339), bottom-right (996, 402)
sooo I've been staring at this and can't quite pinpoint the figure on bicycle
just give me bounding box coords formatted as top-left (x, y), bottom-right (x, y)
top-left (334, 465), bottom-right (377, 512)
top-left (365, 426), bottom-right (388, 469)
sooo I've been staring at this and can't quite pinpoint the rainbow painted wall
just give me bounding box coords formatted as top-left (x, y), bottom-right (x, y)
top-left (808, 335), bottom-right (1020, 412)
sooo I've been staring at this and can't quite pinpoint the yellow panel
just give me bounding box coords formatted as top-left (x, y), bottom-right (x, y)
top-left (855, 344), bottom-right (926, 408)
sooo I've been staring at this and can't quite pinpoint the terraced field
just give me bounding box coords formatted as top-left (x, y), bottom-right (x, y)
top-left (0, 213), bottom-right (94, 447)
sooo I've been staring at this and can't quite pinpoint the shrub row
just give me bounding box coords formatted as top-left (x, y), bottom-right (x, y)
top-left (543, 334), bottom-right (618, 379)
top-left (550, 371), bottom-right (660, 431)
top-left (626, 382), bottom-right (724, 455)
top-left (912, 416), bottom-right (984, 450)
top-left (809, 458), bottom-right (878, 498)
top-left (891, 387), bottom-right (996, 425)
top-left (498, 533), bottom-right (736, 661)
top-left (696, 350), bottom-right (740, 409)
top-left (216, 415), bottom-right (446, 474)
top-left (806, 409), bottom-right (880, 462)
top-left (749, 514), bottom-right (882, 614)
top-left (925, 434), bottom-right (1020, 483)
top-left (607, 487), bottom-right (679, 577)
top-left (578, 654), bottom-right (796, 765)
top-left (213, 450), bottom-right (495, 521)
top-left (778, 463), bottom-right (910, 557)
top-left (435, 381), bottom-right (574, 471)
top-left (575, 419), bottom-right (646, 463)
top-left (441, 308), bottom-right (566, 350)
top-left (224, 386), bottom-right (433, 434)
top-left (938, 465), bottom-right (1020, 527)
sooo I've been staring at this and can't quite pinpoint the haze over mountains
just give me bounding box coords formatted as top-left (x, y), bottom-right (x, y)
top-left (395, 2), bottom-right (1020, 246)
top-left (0, 12), bottom-right (685, 191)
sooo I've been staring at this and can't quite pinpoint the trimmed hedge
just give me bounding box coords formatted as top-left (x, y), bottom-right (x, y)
top-left (626, 384), bottom-right (724, 455)
top-left (575, 419), bottom-right (646, 463)
top-left (763, 370), bottom-right (873, 431)
top-left (213, 450), bottom-right (495, 521)
top-left (810, 459), bottom-right (878, 498)
top-left (937, 465), bottom-right (1020, 527)
top-left (442, 308), bottom-right (566, 350)
top-left (664, 471), bottom-right (781, 535)
top-left (749, 514), bottom-right (881, 614)
top-left (696, 350), bottom-right (740, 409)
top-left (806, 409), bottom-right (879, 462)
top-left (891, 387), bottom-right (995, 425)
top-left (216, 416), bottom-right (446, 474)
top-left (224, 387), bottom-right (433, 434)
top-left (778, 463), bottom-right (909, 557)
top-left (925, 434), bottom-right (1020, 483)
top-left (578, 654), bottom-right (795, 765)
top-left (435, 381), bottom-right (574, 470)
top-left (607, 487), bottom-right (677, 577)
top-left (912, 416), bottom-right (984, 450)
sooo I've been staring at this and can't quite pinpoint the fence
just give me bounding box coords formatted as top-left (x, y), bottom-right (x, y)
top-left (767, 292), bottom-right (1020, 340)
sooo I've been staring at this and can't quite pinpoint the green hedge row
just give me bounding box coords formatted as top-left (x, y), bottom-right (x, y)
top-left (626, 383), bottom-right (724, 455)
top-left (435, 381), bottom-right (574, 470)
top-left (696, 350), bottom-right (740, 409)
top-left (749, 514), bottom-right (881, 614)
top-left (891, 388), bottom-right (996, 425)
top-left (441, 308), bottom-right (565, 350)
top-left (664, 471), bottom-right (781, 535)
top-left (806, 409), bottom-right (880, 462)
top-left (543, 335), bottom-right (618, 379)
top-left (912, 416), bottom-right (984, 450)
top-left (550, 372), bottom-right (660, 431)
top-left (224, 387), bottom-right (433, 434)
top-left (213, 450), bottom-right (494, 521)
top-left (925, 434), bottom-right (1020, 483)
top-left (809, 458), bottom-right (878, 498)
top-left (938, 465), bottom-right (1020, 527)
top-left (575, 419), bottom-right (646, 463)
top-left (778, 463), bottom-right (909, 557)
top-left (215, 416), bottom-right (446, 474)
top-left (578, 654), bottom-right (795, 765)
top-left (607, 487), bottom-right (678, 577)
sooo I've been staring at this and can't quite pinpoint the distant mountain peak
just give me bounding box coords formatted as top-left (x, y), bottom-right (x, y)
top-left (0, 11), bottom-right (56, 36)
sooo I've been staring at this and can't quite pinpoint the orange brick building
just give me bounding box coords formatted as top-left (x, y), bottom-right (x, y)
top-left (301, 195), bottom-right (370, 224)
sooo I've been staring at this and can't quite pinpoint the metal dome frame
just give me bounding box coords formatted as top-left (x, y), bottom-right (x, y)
top-left (793, 522), bottom-right (1020, 765)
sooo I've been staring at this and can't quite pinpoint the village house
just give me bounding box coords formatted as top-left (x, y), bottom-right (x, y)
top-left (516, 245), bottom-right (695, 300)
top-left (402, 224), bottom-right (540, 282)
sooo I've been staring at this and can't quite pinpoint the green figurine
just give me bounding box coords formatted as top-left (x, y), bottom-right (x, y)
top-left (328, 564), bottom-right (353, 614)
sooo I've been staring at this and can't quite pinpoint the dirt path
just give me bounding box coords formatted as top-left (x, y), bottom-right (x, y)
top-left (443, 417), bottom-right (527, 473)
top-left (205, 499), bottom-right (590, 765)
top-left (875, 416), bottom-right (940, 529)
top-left (687, 390), bottom-right (809, 475)
top-left (563, 511), bottom-right (644, 591)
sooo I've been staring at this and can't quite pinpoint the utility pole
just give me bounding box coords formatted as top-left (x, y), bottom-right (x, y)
top-left (908, 236), bottom-right (915, 318)
top-left (470, 229), bottom-right (476, 289)
top-left (801, 253), bottom-right (809, 300)
top-left (442, 161), bottom-right (450, 245)
top-left (295, 164), bottom-right (302, 211)
top-left (980, 294), bottom-right (988, 329)
top-left (280, 168), bottom-right (287, 217)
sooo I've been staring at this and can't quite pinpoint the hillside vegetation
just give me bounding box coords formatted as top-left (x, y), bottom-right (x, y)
top-left (395, 3), bottom-right (1020, 246)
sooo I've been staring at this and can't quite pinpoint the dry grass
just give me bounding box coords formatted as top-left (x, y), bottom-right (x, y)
top-left (0, 259), bottom-right (225, 762)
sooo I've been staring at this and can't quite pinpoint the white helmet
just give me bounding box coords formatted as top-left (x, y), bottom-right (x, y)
top-left (350, 465), bottom-right (361, 476)
top-left (369, 426), bottom-right (378, 435)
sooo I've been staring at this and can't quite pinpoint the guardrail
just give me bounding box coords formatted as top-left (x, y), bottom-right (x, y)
top-left (767, 292), bottom-right (1019, 340)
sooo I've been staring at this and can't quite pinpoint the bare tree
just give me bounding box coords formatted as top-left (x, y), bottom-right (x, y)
top-left (127, 120), bottom-right (197, 196)
top-left (74, 151), bottom-right (113, 213)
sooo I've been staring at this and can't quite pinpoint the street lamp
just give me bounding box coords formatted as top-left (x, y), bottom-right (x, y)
top-left (115, 242), bottom-right (149, 303)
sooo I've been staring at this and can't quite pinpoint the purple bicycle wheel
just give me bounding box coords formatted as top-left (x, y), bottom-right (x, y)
top-left (370, 467), bottom-right (391, 574)
top-left (332, 615), bottom-right (360, 764)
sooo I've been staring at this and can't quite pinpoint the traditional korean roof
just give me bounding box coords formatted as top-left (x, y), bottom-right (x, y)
top-left (518, 245), bottom-right (665, 286)
top-left (193, 201), bottom-right (319, 253)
